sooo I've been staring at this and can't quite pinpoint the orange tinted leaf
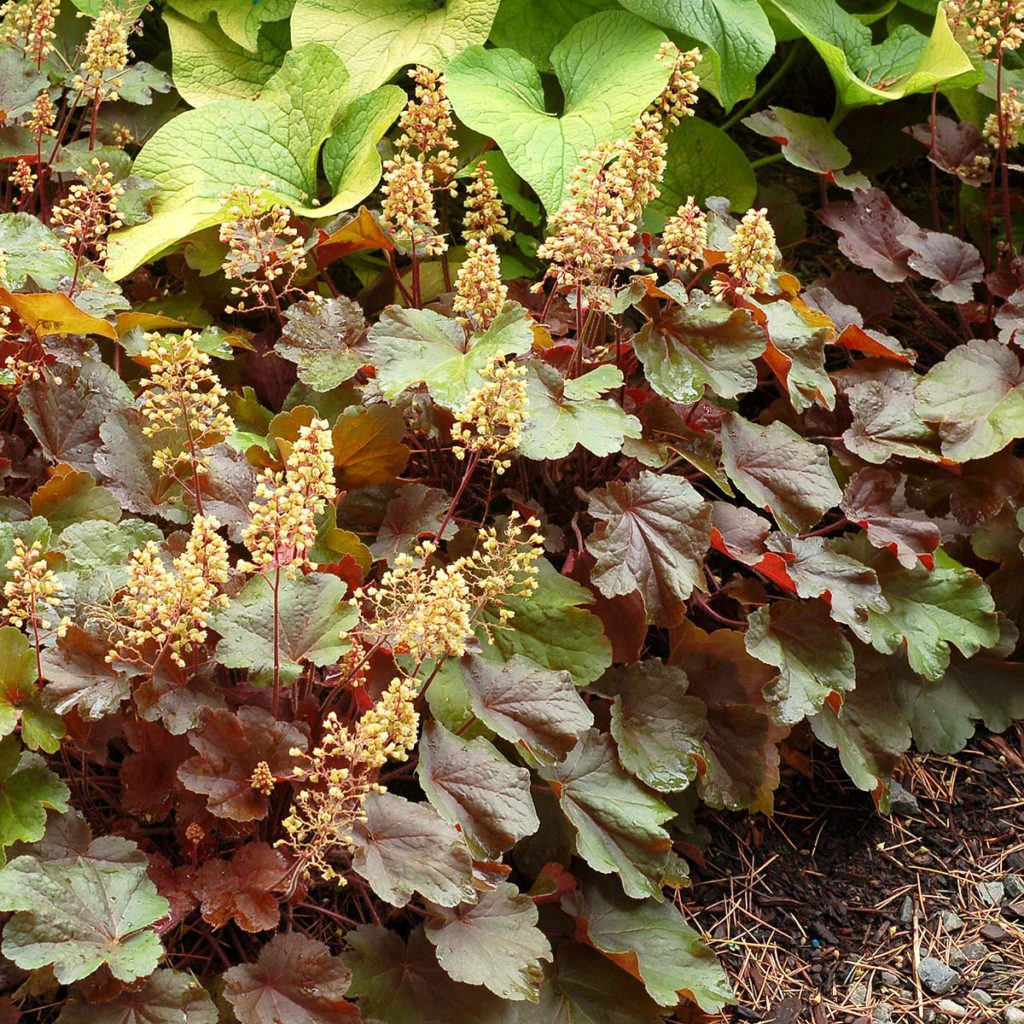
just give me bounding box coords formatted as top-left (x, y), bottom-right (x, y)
top-left (0, 290), bottom-right (117, 340)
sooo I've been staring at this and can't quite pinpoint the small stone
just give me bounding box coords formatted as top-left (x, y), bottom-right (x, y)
top-left (980, 923), bottom-right (1009, 942)
top-left (940, 910), bottom-right (965, 932)
top-left (880, 971), bottom-right (901, 988)
top-left (948, 948), bottom-right (968, 970)
top-left (977, 880), bottom-right (1005, 906)
top-left (937, 1000), bottom-right (967, 1019)
top-left (1005, 1009), bottom-right (1024, 1024)
top-left (873, 1003), bottom-right (893, 1023)
top-left (973, 756), bottom-right (1000, 773)
top-left (888, 780), bottom-right (919, 816)
top-left (961, 942), bottom-right (988, 961)
top-left (1004, 874), bottom-right (1024, 900)
top-left (899, 895), bottom-right (915, 927)
top-left (918, 957), bottom-right (960, 996)
top-left (967, 989), bottom-right (993, 1007)
top-left (849, 982), bottom-right (868, 1005)
top-left (1005, 902), bottom-right (1024, 920)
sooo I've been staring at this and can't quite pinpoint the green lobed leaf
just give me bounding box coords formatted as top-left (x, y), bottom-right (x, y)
top-left (363, 302), bottom-right (533, 410)
top-left (0, 843), bottom-right (169, 983)
top-left (424, 882), bottom-right (552, 1001)
top-left (0, 213), bottom-right (76, 291)
top-left (275, 295), bottom-right (367, 393)
top-left (834, 534), bottom-right (1000, 681)
top-left (618, 0), bottom-right (774, 111)
top-left (563, 872), bottom-right (733, 1010)
top-left (460, 653), bottom-right (594, 765)
top-left (0, 736), bottom-right (69, 867)
top-left (540, 729), bottom-right (674, 900)
top-left (351, 791), bottom-right (476, 908)
top-left (107, 46), bottom-right (401, 278)
top-left (745, 599), bottom-right (856, 726)
top-left (165, 0), bottom-right (292, 51)
top-left (634, 289), bottom-right (766, 404)
top-left (417, 718), bottom-right (539, 859)
top-left (212, 572), bottom-right (357, 685)
top-left (475, 557), bottom-right (612, 685)
top-left (0, 627), bottom-right (64, 754)
top-left (446, 12), bottom-right (671, 213)
top-left (519, 363), bottom-right (642, 461)
top-left (165, 10), bottom-right (288, 107)
top-left (596, 660), bottom-right (707, 792)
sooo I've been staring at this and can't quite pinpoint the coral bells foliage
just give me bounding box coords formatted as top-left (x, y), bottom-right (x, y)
top-left (5, 8), bottom-right (1024, 1024)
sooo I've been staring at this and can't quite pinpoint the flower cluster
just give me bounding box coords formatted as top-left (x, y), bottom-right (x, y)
top-left (657, 196), bottom-right (708, 274)
top-left (451, 355), bottom-right (528, 473)
top-left (454, 162), bottom-right (513, 327)
top-left (73, 4), bottom-right (133, 103)
top-left (279, 676), bottom-right (419, 882)
top-left (240, 417), bottom-right (336, 574)
top-left (107, 515), bottom-right (230, 670)
top-left (380, 155), bottom-right (447, 256)
top-left (219, 186), bottom-right (310, 315)
top-left (463, 162), bottom-right (512, 243)
top-left (356, 512), bottom-right (543, 660)
top-left (138, 331), bottom-right (236, 478)
top-left (946, 0), bottom-right (1024, 55)
top-left (0, 0), bottom-right (58, 66)
top-left (713, 207), bottom-right (777, 298)
top-left (2, 538), bottom-right (69, 639)
top-left (26, 89), bottom-right (55, 141)
top-left (985, 88), bottom-right (1024, 150)
top-left (396, 67), bottom-right (459, 186)
top-left (651, 42), bottom-right (702, 127)
top-left (49, 159), bottom-right (125, 267)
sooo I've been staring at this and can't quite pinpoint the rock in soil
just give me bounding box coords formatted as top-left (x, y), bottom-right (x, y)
top-left (1005, 873), bottom-right (1024, 900)
top-left (918, 957), bottom-right (960, 996)
top-left (1004, 1010), bottom-right (1024, 1024)
top-left (872, 1003), bottom-right (893, 1023)
top-left (967, 989), bottom-right (993, 1006)
top-left (899, 895), bottom-right (915, 927)
top-left (961, 941), bottom-right (988, 960)
top-left (937, 1000), bottom-right (968, 1018)
top-left (976, 880), bottom-right (1006, 905)
top-left (888, 780), bottom-right (920, 816)
top-left (980, 923), bottom-right (1009, 942)
top-left (939, 910), bottom-right (965, 931)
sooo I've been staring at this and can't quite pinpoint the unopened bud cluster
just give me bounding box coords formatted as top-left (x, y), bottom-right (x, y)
top-left (0, 0), bottom-right (58, 65)
top-left (985, 88), bottom-right (1024, 150)
top-left (279, 675), bottom-right (419, 882)
top-left (219, 186), bottom-right (309, 314)
top-left (2, 538), bottom-right (69, 638)
top-left (240, 417), bottom-right (336, 574)
top-left (139, 330), bottom-right (236, 477)
top-left (452, 355), bottom-right (528, 473)
top-left (107, 515), bottom-right (230, 669)
top-left (713, 207), bottom-right (777, 298)
top-left (396, 67), bottom-right (459, 186)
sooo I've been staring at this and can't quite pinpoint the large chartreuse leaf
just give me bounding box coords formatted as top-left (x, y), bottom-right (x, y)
top-left (540, 730), bottom-right (674, 900)
top-left (488, 0), bottom-right (619, 71)
top-left (106, 45), bottom-right (404, 278)
top-left (165, 10), bottom-right (288, 107)
top-left (0, 840), bottom-right (169, 983)
top-left (0, 627), bottom-right (64, 754)
top-left (165, 0), bottom-right (292, 50)
top-left (363, 303), bottom-right (533, 409)
top-left (564, 872), bottom-right (732, 1011)
top-left (291, 0), bottom-right (500, 97)
top-left (617, 0), bottom-right (774, 111)
top-left (0, 737), bottom-right (69, 866)
top-left (446, 12), bottom-right (671, 213)
top-left (835, 535), bottom-right (999, 681)
top-left (761, 0), bottom-right (977, 109)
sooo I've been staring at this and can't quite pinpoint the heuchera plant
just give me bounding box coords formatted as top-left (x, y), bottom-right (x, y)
top-left (0, 0), bottom-right (1022, 1019)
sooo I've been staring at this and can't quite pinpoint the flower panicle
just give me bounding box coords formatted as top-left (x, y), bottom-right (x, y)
top-left (712, 206), bottom-right (777, 298)
top-left (451, 354), bottom-right (528, 473)
top-left (2, 538), bottom-right (69, 639)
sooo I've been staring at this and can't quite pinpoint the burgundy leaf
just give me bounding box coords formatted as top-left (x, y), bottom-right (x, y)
top-left (818, 189), bottom-right (917, 283)
top-left (194, 842), bottom-right (287, 932)
top-left (906, 116), bottom-right (990, 187)
top-left (563, 550), bottom-right (647, 665)
top-left (899, 229), bottom-right (984, 304)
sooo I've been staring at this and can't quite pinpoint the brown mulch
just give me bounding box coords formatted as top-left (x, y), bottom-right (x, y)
top-left (677, 725), bottom-right (1024, 1024)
